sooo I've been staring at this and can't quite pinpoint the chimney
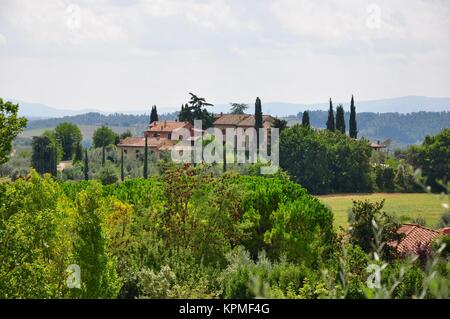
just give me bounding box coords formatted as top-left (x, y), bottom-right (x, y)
top-left (164, 120), bottom-right (167, 127)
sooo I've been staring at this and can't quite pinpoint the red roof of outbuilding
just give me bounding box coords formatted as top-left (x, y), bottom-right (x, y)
top-left (394, 224), bottom-right (445, 255)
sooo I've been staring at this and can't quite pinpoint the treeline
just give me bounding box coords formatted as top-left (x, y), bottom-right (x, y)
top-left (290, 111), bottom-right (450, 148)
top-left (26, 111), bottom-right (179, 130)
top-left (279, 126), bottom-right (450, 195)
top-left (26, 111), bottom-right (450, 149)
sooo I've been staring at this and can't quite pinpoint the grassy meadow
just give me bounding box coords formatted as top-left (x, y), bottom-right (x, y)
top-left (317, 193), bottom-right (445, 229)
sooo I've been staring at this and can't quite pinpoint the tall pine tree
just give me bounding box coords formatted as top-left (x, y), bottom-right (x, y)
top-left (302, 111), bottom-right (310, 127)
top-left (349, 95), bottom-right (358, 138)
top-left (326, 98), bottom-right (335, 131)
top-left (150, 105), bottom-right (159, 124)
top-left (255, 97), bottom-right (263, 149)
top-left (335, 105), bottom-right (346, 134)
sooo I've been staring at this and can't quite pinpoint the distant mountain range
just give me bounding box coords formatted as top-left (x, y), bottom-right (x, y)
top-left (11, 96), bottom-right (450, 118)
top-left (12, 100), bottom-right (102, 119)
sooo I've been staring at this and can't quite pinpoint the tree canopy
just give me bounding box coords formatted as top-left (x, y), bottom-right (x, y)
top-left (0, 98), bottom-right (27, 165)
top-left (54, 122), bottom-right (83, 160)
top-left (230, 103), bottom-right (249, 114)
top-left (93, 125), bottom-right (118, 148)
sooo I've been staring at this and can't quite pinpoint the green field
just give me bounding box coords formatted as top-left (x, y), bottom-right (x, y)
top-left (317, 193), bottom-right (445, 229)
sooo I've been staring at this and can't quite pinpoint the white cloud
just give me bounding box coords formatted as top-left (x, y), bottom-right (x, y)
top-left (0, 0), bottom-right (449, 110)
top-left (270, 0), bottom-right (450, 56)
top-left (0, 33), bottom-right (6, 46)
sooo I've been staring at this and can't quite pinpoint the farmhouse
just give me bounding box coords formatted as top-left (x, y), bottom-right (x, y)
top-left (213, 113), bottom-right (275, 134)
top-left (117, 120), bottom-right (201, 158)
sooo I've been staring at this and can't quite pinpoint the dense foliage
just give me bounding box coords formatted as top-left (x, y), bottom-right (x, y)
top-left (93, 125), bottom-right (118, 149)
top-left (0, 167), bottom-right (336, 298)
top-left (402, 129), bottom-right (450, 192)
top-left (280, 125), bottom-right (372, 194)
top-left (0, 98), bottom-right (27, 165)
top-left (54, 122), bottom-right (82, 160)
top-left (1, 168), bottom-right (448, 299)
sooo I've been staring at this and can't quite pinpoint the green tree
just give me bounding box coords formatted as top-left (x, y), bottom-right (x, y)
top-left (326, 98), bottom-right (335, 132)
top-left (273, 118), bottom-right (288, 132)
top-left (54, 122), bottom-right (82, 160)
top-left (0, 98), bottom-right (27, 165)
top-left (255, 97), bottom-right (263, 148)
top-left (406, 129), bottom-right (450, 192)
top-left (302, 111), bottom-right (310, 127)
top-left (72, 184), bottom-right (120, 298)
top-left (179, 104), bottom-right (191, 123)
top-left (31, 136), bottom-right (56, 175)
top-left (119, 130), bottom-right (132, 140)
top-left (73, 142), bottom-right (83, 163)
top-left (335, 104), bottom-right (346, 134)
top-left (230, 103), bottom-right (249, 114)
top-left (280, 125), bottom-right (372, 194)
top-left (42, 130), bottom-right (63, 163)
top-left (279, 125), bottom-right (332, 194)
top-left (348, 200), bottom-right (402, 257)
top-left (120, 148), bottom-right (124, 182)
top-left (179, 93), bottom-right (214, 129)
top-left (150, 105), bottom-right (159, 124)
top-left (266, 198), bottom-right (334, 265)
top-left (143, 136), bottom-right (148, 179)
top-left (93, 125), bottom-right (117, 149)
top-left (349, 95), bottom-right (358, 138)
top-left (84, 148), bottom-right (89, 181)
top-left (0, 172), bottom-right (70, 298)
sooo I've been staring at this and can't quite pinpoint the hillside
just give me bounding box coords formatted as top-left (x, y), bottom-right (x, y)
top-left (11, 96), bottom-right (450, 119)
top-left (24, 111), bottom-right (450, 149)
top-left (286, 111), bottom-right (450, 148)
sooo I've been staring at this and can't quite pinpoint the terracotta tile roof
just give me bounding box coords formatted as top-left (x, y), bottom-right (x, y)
top-left (394, 224), bottom-right (445, 255)
top-left (213, 114), bottom-right (275, 127)
top-left (118, 137), bottom-right (164, 148)
top-left (439, 227), bottom-right (450, 235)
top-left (148, 121), bottom-right (191, 132)
top-left (214, 114), bottom-right (251, 126)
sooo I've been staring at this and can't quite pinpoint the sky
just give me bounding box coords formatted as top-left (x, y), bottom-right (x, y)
top-left (0, 0), bottom-right (450, 112)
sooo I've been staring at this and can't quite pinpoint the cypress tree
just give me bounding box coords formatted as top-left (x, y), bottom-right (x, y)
top-left (102, 146), bottom-right (106, 166)
top-left (31, 136), bottom-right (53, 175)
top-left (336, 104), bottom-right (346, 134)
top-left (150, 105), bottom-right (159, 124)
top-left (302, 111), bottom-right (310, 127)
top-left (84, 148), bottom-right (89, 181)
top-left (349, 95), bottom-right (358, 138)
top-left (143, 136), bottom-right (148, 179)
top-left (73, 142), bottom-right (83, 163)
top-left (326, 98), bottom-right (335, 131)
top-left (255, 97), bottom-right (263, 150)
top-left (120, 148), bottom-right (124, 182)
top-left (52, 146), bottom-right (58, 177)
